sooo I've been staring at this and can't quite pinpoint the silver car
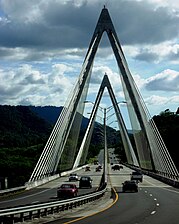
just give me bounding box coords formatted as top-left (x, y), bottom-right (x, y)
top-left (69, 173), bottom-right (79, 181)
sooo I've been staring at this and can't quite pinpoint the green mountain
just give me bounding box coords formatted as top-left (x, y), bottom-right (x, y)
top-left (0, 105), bottom-right (52, 148)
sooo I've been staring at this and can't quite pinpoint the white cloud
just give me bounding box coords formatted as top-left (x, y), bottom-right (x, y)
top-left (0, 0), bottom-right (178, 116)
top-left (145, 95), bottom-right (170, 105)
top-left (144, 0), bottom-right (179, 11)
top-left (0, 63), bottom-right (76, 106)
top-left (1, 0), bottom-right (43, 24)
top-left (144, 94), bottom-right (179, 115)
top-left (145, 69), bottom-right (179, 91)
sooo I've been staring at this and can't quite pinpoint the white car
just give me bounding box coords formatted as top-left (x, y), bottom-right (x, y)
top-left (69, 173), bottom-right (79, 181)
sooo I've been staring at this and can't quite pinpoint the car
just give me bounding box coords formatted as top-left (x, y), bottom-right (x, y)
top-left (112, 164), bottom-right (120, 171)
top-left (69, 173), bottom-right (79, 181)
top-left (96, 166), bottom-right (101, 172)
top-left (85, 166), bottom-right (91, 171)
top-left (57, 184), bottom-right (78, 198)
top-left (122, 180), bottom-right (138, 192)
top-left (98, 164), bottom-right (102, 169)
top-left (131, 171), bottom-right (143, 182)
top-left (79, 176), bottom-right (92, 188)
top-left (94, 160), bottom-right (98, 165)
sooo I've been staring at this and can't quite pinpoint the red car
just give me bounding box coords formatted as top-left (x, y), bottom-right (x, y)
top-left (57, 184), bottom-right (78, 198)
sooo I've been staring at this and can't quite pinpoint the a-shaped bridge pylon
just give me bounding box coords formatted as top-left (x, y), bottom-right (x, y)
top-left (28, 7), bottom-right (179, 184)
top-left (73, 74), bottom-right (139, 169)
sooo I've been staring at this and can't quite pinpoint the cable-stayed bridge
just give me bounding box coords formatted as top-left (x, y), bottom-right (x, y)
top-left (26, 6), bottom-right (179, 188)
top-left (0, 7), bottom-right (179, 224)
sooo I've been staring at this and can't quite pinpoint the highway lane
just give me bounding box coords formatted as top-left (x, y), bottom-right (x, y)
top-left (0, 165), bottom-right (102, 209)
top-left (48, 164), bottom-right (179, 224)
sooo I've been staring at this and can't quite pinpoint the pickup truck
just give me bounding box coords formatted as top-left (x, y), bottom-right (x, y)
top-left (130, 171), bottom-right (143, 182)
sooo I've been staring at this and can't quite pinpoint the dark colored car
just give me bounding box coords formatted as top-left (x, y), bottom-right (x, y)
top-left (98, 164), bottom-right (102, 169)
top-left (122, 180), bottom-right (138, 192)
top-left (131, 171), bottom-right (143, 182)
top-left (79, 176), bottom-right (92, 188)
top-left (57, 184), bottom-right (78, 198)
top-left (85, 166), bottom-right (91, 171)
top-left (96, 166), bottom-right (101, 172)
top-left (94, 160), bottom-right (98, 165)
top-left (112, 164), bottom-right (120, 170)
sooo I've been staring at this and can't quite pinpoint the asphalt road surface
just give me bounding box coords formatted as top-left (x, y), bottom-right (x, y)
top-left (0, 165), bottom-right (102, 209)
top-left (45, 160), bottom-right (179, 223)
top-left (1, 149), bottom-right (179, 224)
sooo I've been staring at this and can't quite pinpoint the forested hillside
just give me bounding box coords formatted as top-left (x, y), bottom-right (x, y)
top-left (153, 109), bottom-right (179, 168)
top-left (29, 106), bottom-right (63, 124)
top-left (0, 105), bottom-right (52, 187)
top-left (0, 105), bottom-right (112, 187)
top-left (0, 105), bottom-right (52, 148)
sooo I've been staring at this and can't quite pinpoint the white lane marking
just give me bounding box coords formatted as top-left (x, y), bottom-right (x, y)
top-left (143, 178), bottom-right (179, 194)
top-left (161, 187), bottom-right (179, 194)
top-left (0, 187), bottom-right (54, 203)
top-left (144, 179), bottom-right (157, 186)
top-left (151, 211), bottom-right (156, 215)
top-left (143, 178), bottom-right (172, 188)
top-left (141, 185), bottom-right (170, 188)
top-left (31, 201), bottom-right (39, 204)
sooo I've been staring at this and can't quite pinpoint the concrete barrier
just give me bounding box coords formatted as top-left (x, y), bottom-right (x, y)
top-left (26, 165), bottom-right (88, 190)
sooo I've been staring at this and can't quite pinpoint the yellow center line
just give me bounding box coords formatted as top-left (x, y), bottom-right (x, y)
top-left (63, 170), bottom-right (118, 224)
top-left (63, 187), bottom-right (118, 224)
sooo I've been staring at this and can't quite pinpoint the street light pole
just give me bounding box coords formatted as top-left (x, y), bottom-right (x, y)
top-left (103, 108), bottom-right (108, 184)
top-left (84, 100), bottom-right (108, 186)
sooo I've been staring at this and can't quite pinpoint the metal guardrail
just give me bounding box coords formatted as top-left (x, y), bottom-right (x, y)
top-left (0, 187), bottom-right (107, 223)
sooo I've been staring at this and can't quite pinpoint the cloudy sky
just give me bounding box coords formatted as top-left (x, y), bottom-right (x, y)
top-left (0, 0), bottom-right (179, 119)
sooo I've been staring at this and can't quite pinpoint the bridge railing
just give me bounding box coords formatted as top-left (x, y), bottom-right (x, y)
top-left (0, 186), bottom-right (107, 224)
top-left (123, 163), bottom-right (179, 188)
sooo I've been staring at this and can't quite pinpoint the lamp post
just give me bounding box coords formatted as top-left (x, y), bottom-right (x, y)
top-left (103, 108), bottom-right (108, 184)
top-left (84, 100), bottom-right (128, 186)
top-left (84, 101), bottom-right (108, 185)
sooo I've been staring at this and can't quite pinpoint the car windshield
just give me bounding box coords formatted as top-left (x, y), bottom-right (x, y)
top-left (132, 172), bottom-right (141, 175)
top-left (81, 177), bottom-right (90, 181)
top-left (70, 174), bottom-right (77, 176)
top-left (124, 181), bottom-right (131, 184)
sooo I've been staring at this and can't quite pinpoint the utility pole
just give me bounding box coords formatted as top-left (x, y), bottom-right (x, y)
top-left (103, 108), bottom-right (108, 185)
